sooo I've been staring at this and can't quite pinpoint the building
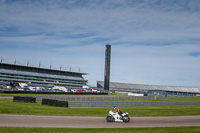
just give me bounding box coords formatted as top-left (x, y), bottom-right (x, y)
top-left (97, 81), bottom-right (200, 96)
top-left (0, 63), bottom-right (88, 88)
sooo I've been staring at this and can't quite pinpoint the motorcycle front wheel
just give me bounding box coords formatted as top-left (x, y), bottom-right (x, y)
top-left (123, 117), bottom-right (130, 123)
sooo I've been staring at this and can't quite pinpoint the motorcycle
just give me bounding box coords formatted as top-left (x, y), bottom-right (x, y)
top-left (106, 110), bottom-right (130, 123)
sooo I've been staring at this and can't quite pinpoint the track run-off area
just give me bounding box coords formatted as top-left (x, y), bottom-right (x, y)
top-left (0, 114), bottom-right (200, 128)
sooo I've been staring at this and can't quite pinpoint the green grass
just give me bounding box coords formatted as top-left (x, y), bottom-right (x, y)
top-left (0, 99), bottom-right (200, 116)
top-left (0, 127), bottom-right (200, 133)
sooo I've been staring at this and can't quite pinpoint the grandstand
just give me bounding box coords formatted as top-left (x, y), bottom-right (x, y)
top-left (0, 63), bottom-right (88, 88)
top-left (97, 81), bottom-right (200, 96)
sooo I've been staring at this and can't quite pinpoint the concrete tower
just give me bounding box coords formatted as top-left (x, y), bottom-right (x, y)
top-left (104, 44), bottom-right (111, 93)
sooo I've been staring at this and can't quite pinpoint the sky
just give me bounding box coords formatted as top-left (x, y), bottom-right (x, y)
top-left (0, 0), bottom-right (200, 88)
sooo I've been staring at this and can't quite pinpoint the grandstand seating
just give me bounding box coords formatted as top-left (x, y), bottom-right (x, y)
top-left (0, 63), bottom-right (87, 88)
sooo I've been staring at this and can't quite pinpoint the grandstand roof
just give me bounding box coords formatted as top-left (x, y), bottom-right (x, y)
top-left (97, 81), bottom-right (200, 93)
top-left (0, 63), bottom-right (87, 75)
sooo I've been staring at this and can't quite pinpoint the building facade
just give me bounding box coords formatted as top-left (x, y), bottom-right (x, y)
top-left (97, 81), bottom-right (200, 96)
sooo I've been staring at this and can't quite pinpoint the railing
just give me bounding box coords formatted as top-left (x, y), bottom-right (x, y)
top-left (35, 95), bottom-right (198, 102)
top-left (29, 95), bottom-right (200, 107)
top-left (68, 101), bottom-right (200, 107)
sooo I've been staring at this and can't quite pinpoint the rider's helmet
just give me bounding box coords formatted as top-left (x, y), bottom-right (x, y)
top-left (113, 106), bottom-right (116, 111)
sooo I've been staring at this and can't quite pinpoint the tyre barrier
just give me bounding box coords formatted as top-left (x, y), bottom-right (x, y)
top-left (42, 99), bottom-right (68, 107)
top-left (13, 96), bottom-right (36, 103)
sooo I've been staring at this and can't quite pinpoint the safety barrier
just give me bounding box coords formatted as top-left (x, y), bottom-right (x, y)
top-left (42, 99), bottom-right (68, 107)
top-left (13, 96), bottom-right (36, 103)
top-left (34, 96), bottom-right (200, 107)
top-left (12, 95), bottom-right (199, 107)
top-left (35, 95), bottom-right (198, 102)
top-left (68, 101), bottom-right (200, 107)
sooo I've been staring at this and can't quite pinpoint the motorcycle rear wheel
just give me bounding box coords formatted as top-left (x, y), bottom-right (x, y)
top-left (106, 116), bottom-right (114, 122)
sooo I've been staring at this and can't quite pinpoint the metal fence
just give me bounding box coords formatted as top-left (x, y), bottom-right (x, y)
top-left (31, 95), bottom-right (200, 107)
top-left (68, 101), bottom-right (200, 107)
top-left (35, 95), bottom-right (198, 102)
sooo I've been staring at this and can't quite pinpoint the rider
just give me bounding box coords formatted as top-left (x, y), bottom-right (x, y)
top-left (113, 106), bottom-right (123, 119)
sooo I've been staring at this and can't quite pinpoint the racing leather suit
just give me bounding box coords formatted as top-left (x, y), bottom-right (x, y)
top-left (115, 108), bottom-right (123, 119)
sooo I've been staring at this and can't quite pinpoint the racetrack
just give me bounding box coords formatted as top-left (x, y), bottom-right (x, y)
top-left (0, 114), bottom-right (200, 128)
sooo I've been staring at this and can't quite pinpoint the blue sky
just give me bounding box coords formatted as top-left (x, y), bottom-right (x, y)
top-left (0, 0), bottom-right (200, 88)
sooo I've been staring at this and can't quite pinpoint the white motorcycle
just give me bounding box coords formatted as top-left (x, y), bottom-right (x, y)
top-left (106, 110), bottom-right (130, 123)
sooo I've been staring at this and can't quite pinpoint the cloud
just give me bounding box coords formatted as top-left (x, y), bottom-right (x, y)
top-left (1, 0), bottom-right (200, 43)
top-left (0, 0), bottom-right (200, 88)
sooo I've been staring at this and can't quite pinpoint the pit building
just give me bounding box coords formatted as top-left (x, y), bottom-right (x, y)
top-left (97, 81), bottom-right (200, 96)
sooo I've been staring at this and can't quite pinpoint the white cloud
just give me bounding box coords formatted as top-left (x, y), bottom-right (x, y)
top-left (1, 0), bottom-right (200, 43)
top-left (0, 0), bottom-right (200, 88)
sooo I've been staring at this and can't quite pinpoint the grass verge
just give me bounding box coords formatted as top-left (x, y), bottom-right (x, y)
top-left (0, 99), bottom-right (200, 116)
top-left (0, 127), bottom-right (200, 133)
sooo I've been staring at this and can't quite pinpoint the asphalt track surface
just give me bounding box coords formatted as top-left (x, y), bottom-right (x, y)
top-left (0, 114), bottom-right (200, 128)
